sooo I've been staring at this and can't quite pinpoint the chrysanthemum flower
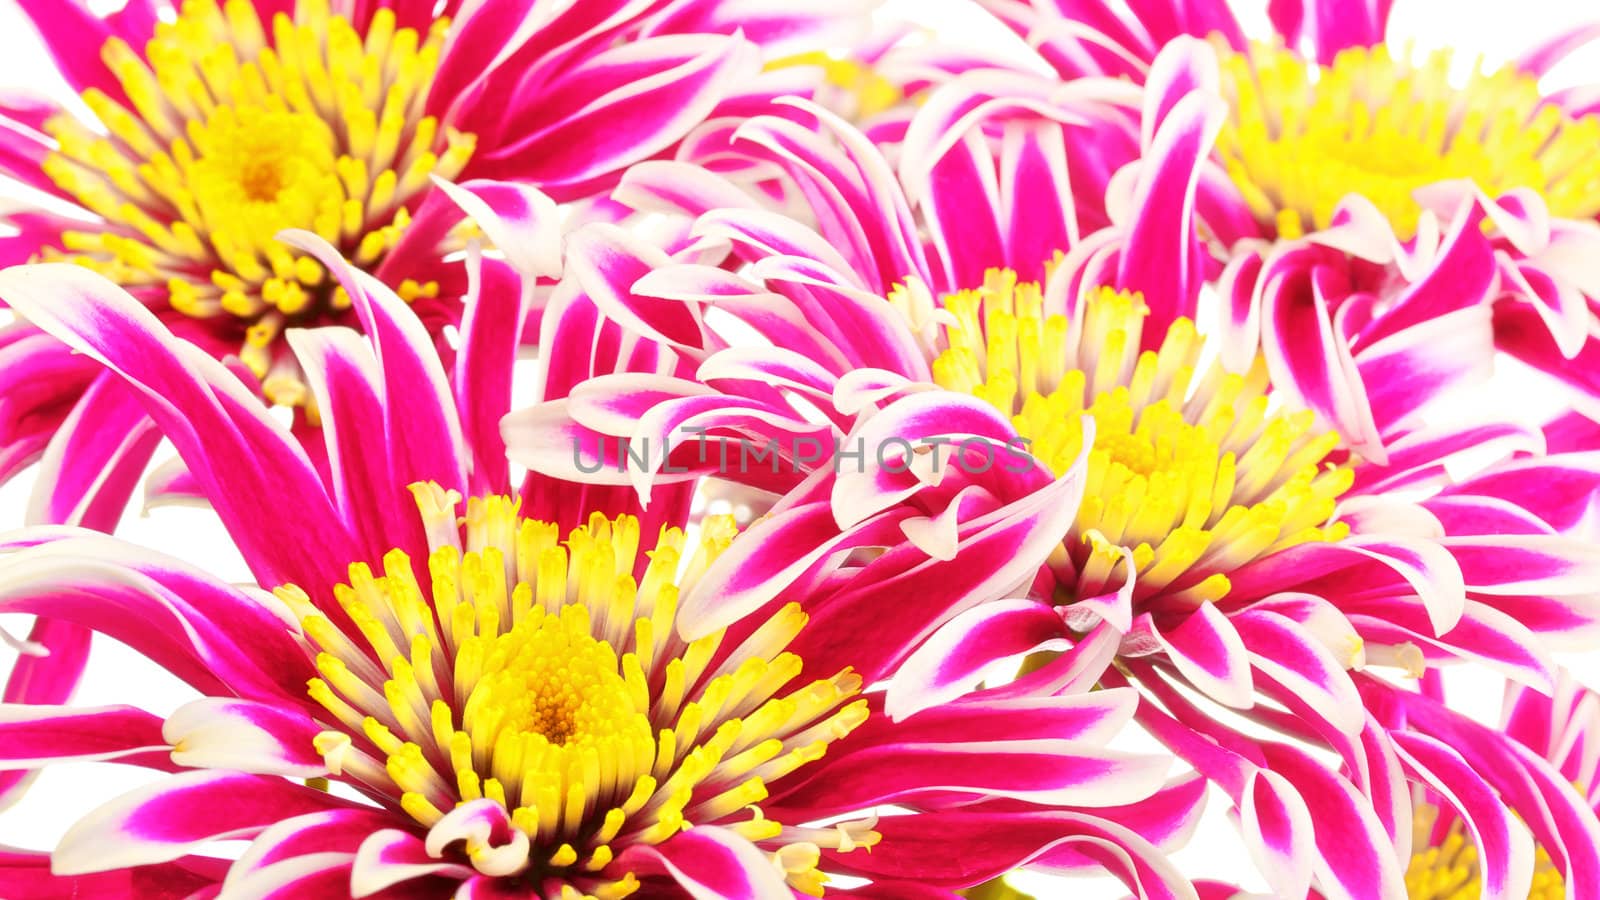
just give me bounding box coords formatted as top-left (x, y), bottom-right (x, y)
top-left (507, 81), bottom-right (1600, 894)
top-left (0, 0), bottom-right (880, 792)
top-left (3, 0), bottom-right (867, 409)
top-left (0, 217), bottom-right (1197, 896)
top-left (975, 0), bottom-right (1600, 434)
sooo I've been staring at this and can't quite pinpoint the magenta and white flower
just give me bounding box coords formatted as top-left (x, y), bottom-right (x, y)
top-left (502, 66), bottom-right (1600, 895)
top-left (0, 215), bottom-right (1206, 897)
top-left (976, 0), bottom-right (1600, 429)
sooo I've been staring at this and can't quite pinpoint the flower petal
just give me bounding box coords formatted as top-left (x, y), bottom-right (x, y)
top-left (622, 826), bottom-right (790, 900)
top-left (55, 770), bottom-right (350, 875)
top-left (161, 699), bottom-right (326, 778)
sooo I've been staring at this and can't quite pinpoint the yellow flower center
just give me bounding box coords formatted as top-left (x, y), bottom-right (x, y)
top-left (763, 51), bottom-right (903, 119)
top-left (1216, 41), bottom-right (1600, 240)
top-left (1406, 803), bottom-right (1564, 899)
top-left (285, 487), bottom-right (870, 896)
top-left (930, 270), bottom-right (1352, 607)
top-left (41, 0), bottom-right (474, 399)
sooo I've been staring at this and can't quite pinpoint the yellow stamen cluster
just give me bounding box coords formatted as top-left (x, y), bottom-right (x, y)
top-left (1216, 41), bottom-right (1600, 240)
top-left (284, 486), bottom-right (870, 896)
top-left (763, 51), bottom-right (903, 120)
top-left (931, 270), bottom-right (1352, 607)
top-left (1406, 801), bottom-right (1564, 899)
top-left (42, 0), bottom-right (473, 398)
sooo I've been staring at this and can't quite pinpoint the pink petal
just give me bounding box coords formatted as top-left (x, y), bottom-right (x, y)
top-left (0, 704), bottom-right (172, 770)
top-left (826, 808), bottom-right (1197, 899)
top-left (1259, 743), bottom-right (1407, 900)
top-left (55, 771), bottom-right (349, 875)
top-left (486, 35), bottom-right (761, 195)
top-left (1239, 769), bottom-right (1314, 899)
top-left (453, 254), bottom-right (528, 496)
top-left (1117, 69), bottom-right (1224, 343)
top-left (161, 699), bottom-right (326, 778)
top-left (621, 826), bottom-right (789, 900)
top-left (434, 179), bottom-right (563, 280)
top-left (278, 232), bottom-right (469, 500)
top-left (0, 535), bottom-right (309, 703)
top-left (1394, 731), bottom-right (1535, 900)
top-left (1231, 610), bottom-right (1364, 737)
top-left (883, 600), bottom-right (1074, 719)
top-left (1149, 602), bottom-right (1254, 708)
top-left (353, 828), bottom-right (474, 895)
top-left (27, 367), bottom-right (160, 530)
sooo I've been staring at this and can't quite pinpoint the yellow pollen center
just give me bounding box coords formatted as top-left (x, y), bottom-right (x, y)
top-left (287, 488), bottom-right (871, 896)
top-left (930, 271), bottom-right (1353, 608)
top-left (763, 51), bottom-right (903, 119)
top-left (1216, 41), bottom-right (1600, 239)
top-left (468, 605), bottom-right (653, 761)
top-left (41, 0), bottom-right (474, 400)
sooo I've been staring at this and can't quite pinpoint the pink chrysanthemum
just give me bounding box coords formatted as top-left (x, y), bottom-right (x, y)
top-left (975, 0), bottom-right (1600, 435)
top-left (505, 76), bottom-right (1600, 895)
top-left (0, 210), bottom-right (1200, 897)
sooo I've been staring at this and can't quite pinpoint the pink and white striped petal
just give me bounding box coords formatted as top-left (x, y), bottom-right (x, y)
top-left (54, 770), bottom-right (350, 875)
top-left (161, 699), bottom-right (326, 778)
top-left (884, 599), bottom-right (1072, 719)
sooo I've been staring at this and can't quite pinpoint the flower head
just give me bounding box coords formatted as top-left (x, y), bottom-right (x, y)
top-left (1212, 41), bottom-right (1600, 241)
top-left (44, 0), bottom-right (473, 389)
top-left (0, 226), bottom-right (1187, 896)
top-left (9, 0), bottom-right (805, 403)
top-left (973, 0), bottom-right (1600, 436)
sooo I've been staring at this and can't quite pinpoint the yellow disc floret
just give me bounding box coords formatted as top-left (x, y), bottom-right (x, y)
top-left (931, 270), bottom-right (1352, 607)
top-left (285, 487), bottom-right (871, 896)
top-left (41, 0), bottom-right (474, 396)
top-left (1216, 41), bottom-right (1600, 239)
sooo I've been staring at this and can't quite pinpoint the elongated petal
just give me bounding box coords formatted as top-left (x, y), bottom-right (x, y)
top-left (453, 254), bottom-right (528, 496)
top-left (1259, 744), bottom-right (1407, 900)
top-left (279, 232), bottom-right (469, 501)
top-left (0, 704), bottom-right (172, 770)
top-left (0, 535), bottom-right (307, 702)
top-left (55, 771), bottom-right (348, 874)
top-left (27, 372), bottom-right (159, 529)
top-left (1116, 88), bottom-right (1223, 340)
top-left (1239, 769), bottom-right (1314, 899)
top-left (826, 808), bottom-right (1199, 900)
top-left (487, 35), bottom-right (761, 194)
top-left (434, 179), bottom-right (563, 280)
top-left (774, 739), bottom-right (1169, 811)
top-left (353, 828), bottom-right (475, 896)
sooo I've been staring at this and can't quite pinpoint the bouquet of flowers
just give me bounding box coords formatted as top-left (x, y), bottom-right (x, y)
top-left (0, 1), bottom-right (1598, 897)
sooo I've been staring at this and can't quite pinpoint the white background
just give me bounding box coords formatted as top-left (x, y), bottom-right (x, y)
top-left (0, 0), bottom-right (1598, 895)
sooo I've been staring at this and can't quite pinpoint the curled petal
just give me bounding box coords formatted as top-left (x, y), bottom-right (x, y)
top-left (885, 600), bottom-right (1071, 719)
